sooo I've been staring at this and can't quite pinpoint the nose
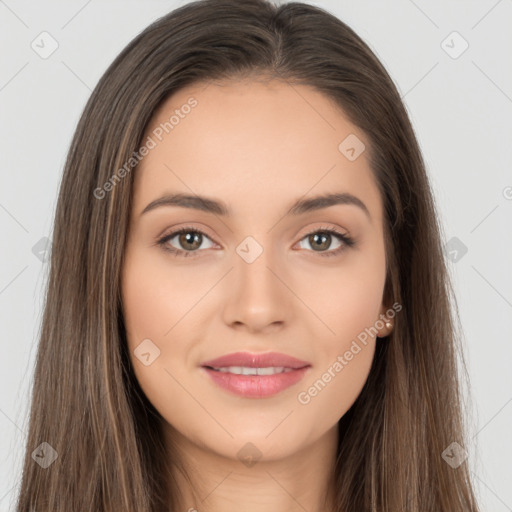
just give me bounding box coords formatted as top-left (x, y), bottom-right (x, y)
top-left (221, 240), bottom-right (293, 334)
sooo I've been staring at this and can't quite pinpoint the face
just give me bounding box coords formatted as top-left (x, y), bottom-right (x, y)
top-left (121, 78), bottom-right (391, 462)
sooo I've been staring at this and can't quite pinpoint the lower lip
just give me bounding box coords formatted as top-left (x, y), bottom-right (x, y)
top-left (202, 367), bottom-right (310, 398)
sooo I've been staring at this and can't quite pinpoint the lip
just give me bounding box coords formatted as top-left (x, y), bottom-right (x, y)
top-left (201, 351), bottom-right (311, 398)
top-left (201, 351), bottom-right (310, 369)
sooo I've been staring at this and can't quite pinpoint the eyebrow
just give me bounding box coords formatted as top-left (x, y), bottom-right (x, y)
top-left (140, 192), bottom-right (371, 220)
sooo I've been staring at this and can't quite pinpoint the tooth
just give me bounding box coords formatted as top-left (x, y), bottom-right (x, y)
top-left (226, 366), bottom-right (253, 375)
top-left (257, 367), bottom-right (285, 375)
top-left (212, 366), bottom-right (291, 375)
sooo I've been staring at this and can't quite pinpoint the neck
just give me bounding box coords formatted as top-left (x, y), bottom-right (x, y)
top-left (163, 423), bottom-right (339, 512)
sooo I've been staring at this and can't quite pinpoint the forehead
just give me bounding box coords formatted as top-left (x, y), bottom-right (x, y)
top-left (132, 78), bottom-right (382, 224)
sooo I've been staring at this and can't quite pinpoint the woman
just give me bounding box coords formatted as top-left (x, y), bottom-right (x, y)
top-left (16, 0), bottom-right (480, 510)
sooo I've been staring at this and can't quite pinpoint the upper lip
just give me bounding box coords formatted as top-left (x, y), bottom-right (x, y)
top-left (201, 351), bottom-right (311, 369)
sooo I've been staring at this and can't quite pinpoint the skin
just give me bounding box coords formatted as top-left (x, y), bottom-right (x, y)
top-left (121, 77), bottom-right (393, 512)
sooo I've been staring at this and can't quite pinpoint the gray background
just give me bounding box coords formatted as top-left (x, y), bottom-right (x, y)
top-left (1, 0), bottom-right (511, 510)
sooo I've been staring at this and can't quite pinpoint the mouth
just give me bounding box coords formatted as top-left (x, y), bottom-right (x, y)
top-left (200, 352), bottom-right (311, 398)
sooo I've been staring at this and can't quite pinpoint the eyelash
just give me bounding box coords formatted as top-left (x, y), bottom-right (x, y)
top-left (156, 225), bottom-right (355, 258)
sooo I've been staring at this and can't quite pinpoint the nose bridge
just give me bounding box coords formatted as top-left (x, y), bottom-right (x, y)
top-left (235, 233), bottom-right (281, 301)
top-left (222, 234), bottom-right (290, 331)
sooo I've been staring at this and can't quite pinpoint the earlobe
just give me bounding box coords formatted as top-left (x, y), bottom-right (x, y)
top-left (376, 321), bottom-right (393, 339)
top-left (377, 306), bottom-right (394, 339)
top-left (382, 319), bottom-right (393, 338)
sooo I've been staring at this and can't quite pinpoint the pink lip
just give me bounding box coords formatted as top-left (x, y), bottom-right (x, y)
top-left (201, 351), bottom-right (310, 369)
top-left (201, 351), bottom-right (311, 398)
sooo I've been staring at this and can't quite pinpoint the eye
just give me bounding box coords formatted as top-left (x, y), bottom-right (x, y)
top-left (157, 226), bottom-right (215, 257)
top-left (157, 225), bottom-right (355, 258)
top-left (296, 226), bottom-right (355, 257)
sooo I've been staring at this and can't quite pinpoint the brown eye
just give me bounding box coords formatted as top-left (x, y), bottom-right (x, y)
top-left (159, 228), bottom-right (215, 256)
top-left (296, 228), bottom-right (355, 257)
top-left (177, 231), bottom-right (203, 251)
top-left (308, 232), bottom-right (333, 251)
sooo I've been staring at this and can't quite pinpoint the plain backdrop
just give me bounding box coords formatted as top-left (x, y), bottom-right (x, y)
top-left (1, 0), bottom-right (511, 510)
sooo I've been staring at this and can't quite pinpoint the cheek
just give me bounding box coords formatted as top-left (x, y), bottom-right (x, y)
top-left (121, 245), bottom-right (218, 424)
top-left (307, 243), bottom-right (387, 349)
top-left (297, 297), bottom-right (379, 428)
top-left (296, 338), bottom-right (376, 437)
top-left (295, 247), bottom-right (385, 420)
top-left (121, 246), bottom-right (206, 344)
top-left (121, 247), bottom-right (187, 399)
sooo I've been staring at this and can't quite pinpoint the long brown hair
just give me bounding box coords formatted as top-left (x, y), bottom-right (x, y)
top-left (16, 0), bottom-right (480, 510)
